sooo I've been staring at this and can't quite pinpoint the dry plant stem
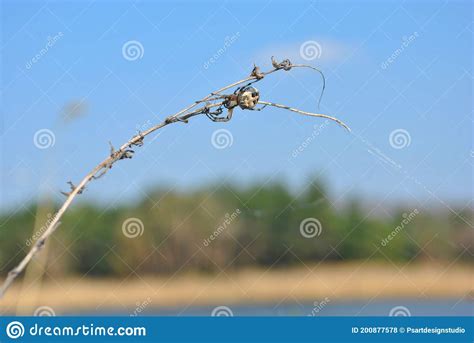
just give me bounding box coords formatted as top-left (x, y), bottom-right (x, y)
top-left (258, 101), bottom-right (351, 132)
top-left (0, 104), bottom-right (221, 299)
top-left (0, 59), bottom-right (349, 299)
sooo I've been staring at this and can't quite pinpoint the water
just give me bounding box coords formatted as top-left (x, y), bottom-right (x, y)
top-left (93, 298), bottom-right (473, 316)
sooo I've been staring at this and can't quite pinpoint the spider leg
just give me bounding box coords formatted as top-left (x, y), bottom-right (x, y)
top-left (207, 108), bottom-right (234, 122)
top-left (248, 104), bottom-right (267, 111)
top-left (233, 82), bottom-right (255, 95)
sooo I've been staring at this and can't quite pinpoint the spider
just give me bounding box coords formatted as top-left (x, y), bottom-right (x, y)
top-left (205, 84), bottom-right (261, 122)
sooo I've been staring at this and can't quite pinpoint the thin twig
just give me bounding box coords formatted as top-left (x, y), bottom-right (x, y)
top-left (0, 57), bottom-right (350, 298)
top-left (257, 101), bottom-right (351, 132)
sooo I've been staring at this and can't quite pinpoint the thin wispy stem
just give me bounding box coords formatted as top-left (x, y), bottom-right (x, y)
top-left (0, 57), bottom-right (350, 299)
top-left (257, 101), bottom-right (350, 132)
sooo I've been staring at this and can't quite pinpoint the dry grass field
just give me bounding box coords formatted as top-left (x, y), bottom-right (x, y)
top-left (2, 262), bottom-right (472, 314)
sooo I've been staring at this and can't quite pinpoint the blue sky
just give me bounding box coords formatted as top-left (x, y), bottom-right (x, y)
top-left (1, 0), bottom-right (472, 212)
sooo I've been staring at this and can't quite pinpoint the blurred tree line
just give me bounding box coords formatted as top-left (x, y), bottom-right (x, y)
top-left (0, 180), bottom-right (472, 278)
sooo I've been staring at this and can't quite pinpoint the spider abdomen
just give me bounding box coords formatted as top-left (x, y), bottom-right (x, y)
top-left (238, 87), bottom-right (260, 110)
